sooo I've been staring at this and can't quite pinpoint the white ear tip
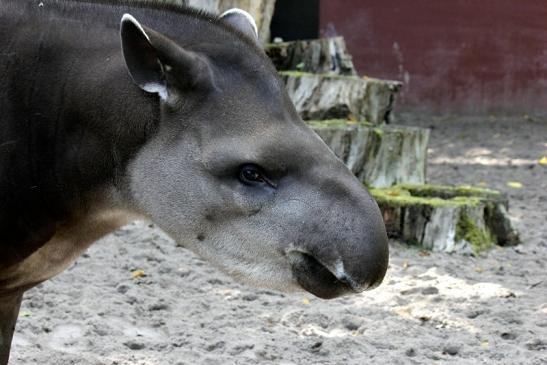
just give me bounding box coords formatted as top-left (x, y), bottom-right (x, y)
top-left (220, 8), bottom-right (258, 38)
top-left (121, 13), bottom-right (150, 41)
top-left (121, 13), bottom-right (137, 24)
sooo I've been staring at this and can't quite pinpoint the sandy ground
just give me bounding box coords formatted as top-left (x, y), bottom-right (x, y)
top-left (10, 116), bottom-right (547, 364)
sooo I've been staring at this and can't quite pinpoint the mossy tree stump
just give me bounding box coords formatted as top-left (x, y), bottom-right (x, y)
top-left (281, 72), bottom-right (402, 124)
top-left (371, 184), bottom-right (520, 254)
top-left (309, 120), bottom-right (430, 188)
top-left (266, 37), bottom-right (357, 76)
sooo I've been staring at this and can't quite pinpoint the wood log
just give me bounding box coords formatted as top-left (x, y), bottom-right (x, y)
top-left (266, 37), bottom-right (357, 75)
top-left (370, 184), bottom-right (520, 254)
top-left (282, 72), bottom-right (402, 124)
top-left (309, 121), bottom-right (429, 188)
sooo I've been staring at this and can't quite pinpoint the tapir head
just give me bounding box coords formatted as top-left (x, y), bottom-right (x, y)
top-left (120, 10), bottom-right (388, 299)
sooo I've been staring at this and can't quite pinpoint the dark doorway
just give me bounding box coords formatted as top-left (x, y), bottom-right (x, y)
top-left (270, 0), bottom-right (319, 42)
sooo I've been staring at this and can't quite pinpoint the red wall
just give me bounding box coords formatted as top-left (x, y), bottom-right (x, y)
top-left (320, 0), bottom-right (547, 114)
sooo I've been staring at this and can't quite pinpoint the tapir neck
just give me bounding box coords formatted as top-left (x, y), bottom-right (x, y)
top-left (0, 14), bottom-right (160, 266)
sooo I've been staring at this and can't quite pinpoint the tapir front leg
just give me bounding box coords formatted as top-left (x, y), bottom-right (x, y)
top-left (0, 293), bottom-right (23, 365)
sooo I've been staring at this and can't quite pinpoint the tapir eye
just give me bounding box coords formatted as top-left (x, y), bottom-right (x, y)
top-left (239, 164), bottom-right (266, 185)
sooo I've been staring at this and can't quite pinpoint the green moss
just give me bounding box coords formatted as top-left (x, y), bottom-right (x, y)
top-left (279, 70), bottom-right (361, 81)
top-left (278, 70), bottom-right (311, 77)
top-left (306, 121), bottom-right (421, 138)
top-left (306, 119), bottom-right (372, 129)
top-left (451, 196), bottom-right (485, 207)
top-left (370, 184), bottom-right (504, 208)
top-left (373, 127), bottom-right (384, 137)
top-left (398, 183), bottom-right (502, 201)
top-left (370, 187), bottom-right (465, 208)
top-left (456, 213), bottom-right (494, 253)
top-left (266, 41), bottom-right (293, 49)
top-left (278, 71), bottom-right (402, 86)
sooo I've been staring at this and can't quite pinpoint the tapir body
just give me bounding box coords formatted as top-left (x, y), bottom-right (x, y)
top-left (0, 1), bottom-right (388, 363)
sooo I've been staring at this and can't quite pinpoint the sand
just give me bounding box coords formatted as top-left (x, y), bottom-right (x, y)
top-left (10, 116), bottom-right (547, 364)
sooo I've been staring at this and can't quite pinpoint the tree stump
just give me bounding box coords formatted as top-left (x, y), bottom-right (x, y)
top-left (309, 120), bottom-right (429, 188)
top-left (282, 72), bottom-right (402, 124)
top-left (266, 37), bottom-right (357, 75)
top-left (370, 184), bottom-right (520, 254)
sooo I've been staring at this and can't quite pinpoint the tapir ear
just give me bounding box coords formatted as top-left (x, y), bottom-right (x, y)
top-left (120, 14), bottom-right (168, 99)
top-left (220, 8), bottom-right (259, 41)
top-left (121, 14), bottom-right (213, 100)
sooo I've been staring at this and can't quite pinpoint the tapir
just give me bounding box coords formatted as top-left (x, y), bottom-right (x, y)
top-left (0, 0), bottom-right (389, 363)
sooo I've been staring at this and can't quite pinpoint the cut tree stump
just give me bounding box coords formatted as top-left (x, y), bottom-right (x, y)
top-left (309, 120), bottom-right (430, 188)
top-left (266, 37), bottom-right (357, 75)
top-left (282, 72), bottom-right (402, 124)
top-left (370, 184), bottom-right (520, 254)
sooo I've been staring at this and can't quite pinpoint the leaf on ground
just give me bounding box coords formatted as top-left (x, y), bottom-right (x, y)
top-left (527, 281), bottom-right (543, 289)
top-left (131, 269), bottom-right (146, 279)
top-left (474, 266), bottom-right (484, 273)
top-left (507, 181), bottom-right (523, 189)
top-left (19, 310), bottom-right (32, 317)
top-left (539, 156), bottom-right (547, 166)
top-left (302, 297), bottom-right (310, 305)
top-left (481, 340), bottom-right (489, 348)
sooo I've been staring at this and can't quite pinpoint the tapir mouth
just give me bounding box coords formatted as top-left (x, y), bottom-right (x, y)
top-left (286, 250), bottom-right (366, 299)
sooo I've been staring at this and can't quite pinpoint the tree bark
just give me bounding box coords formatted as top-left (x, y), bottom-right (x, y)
top-left (371, 185), bottom-right (520, 254)
top-left (283, 72), bottom-right (402, 124)
top-left (266, 37), bottom-right (357, 75)
top-left (309, 121), bottom-right (429, 188)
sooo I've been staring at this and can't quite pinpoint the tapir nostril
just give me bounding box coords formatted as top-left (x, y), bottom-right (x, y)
top-left (286, 250), bottom-right (366, 299)
top-left (335, 273), bottom-right (363, 292)
top-left (287, 250), bottom-right (332, 279)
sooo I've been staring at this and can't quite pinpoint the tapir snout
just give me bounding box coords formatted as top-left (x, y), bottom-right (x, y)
top-left (284, 171), bottom-right (389, 299)
top-left (287, 221), bottom-right (388, 299)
